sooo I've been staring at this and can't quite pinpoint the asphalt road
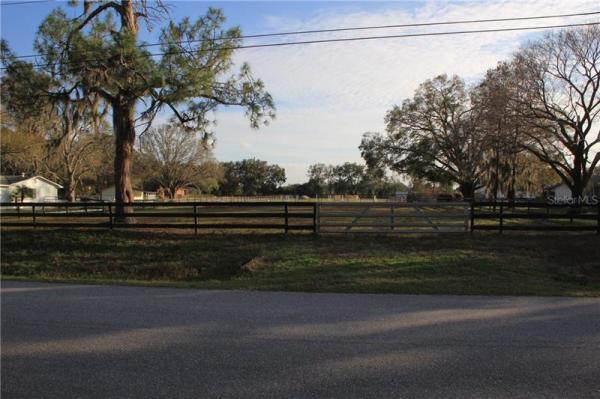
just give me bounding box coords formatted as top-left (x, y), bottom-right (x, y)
top-left (2, 281), bottom-right (599, 399)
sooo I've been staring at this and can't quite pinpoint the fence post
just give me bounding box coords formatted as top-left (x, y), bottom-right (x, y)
top-left (464, 203), bottom-right (469, 232)
top-left (108, 204), bottom-right (113, 229)
top-left (313, 202), bottom-right (320, 234)
top-left (390, 204), bottom-right (395, 231)
top-left (17, 203), bottom-right (20, 219)
top-left (597, 201), bottom-right (599, 236)
top-left (312, 203), bottom-right (317, 234)
top-left (194, 204), bottom-right (198, 235)
top-left (499, 203), bottom-right (504, 234)
top-left (284, 204), bottom-right (289, 234)
top-left (32, 204), bottom-right (36, 228)
top-left (470, 201), bottom-right (475, 233)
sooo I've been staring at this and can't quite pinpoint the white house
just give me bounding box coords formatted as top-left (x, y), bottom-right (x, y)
top-left (545, 183), bottom-right (572, 202)
top-left (101, 186), bottom-right (156, 201)
top-left (394, 191), bottom-right (409, 202)
top-left (474, 186), bottom-right (536, 200)
top-left (474, 186), bottom-right (507, 200)
top-left (0, 175), bottom-right (63, 202)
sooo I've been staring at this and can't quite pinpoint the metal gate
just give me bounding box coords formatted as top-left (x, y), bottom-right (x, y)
top-left (316, 202), bottom-right (469, 233)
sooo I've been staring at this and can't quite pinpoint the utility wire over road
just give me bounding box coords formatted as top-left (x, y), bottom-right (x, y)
top-left (0, 0), bottom-right (51, 5)
top-left (2, 20), bottom-right (599, 71)
top-left (7, 10), bottom-right (600, 60)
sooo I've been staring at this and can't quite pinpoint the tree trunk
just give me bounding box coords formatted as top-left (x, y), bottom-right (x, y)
top-left (459, 182), bottom-right (476, 200)
top-left (66, 184), bottom-right (76, 202)
top-left (507, 166), bottom-right (516, 202)
top-left (571, 182), bottom-right (584, 203)
top-left (493, 146), bottom-right (500, 202)
top-left (571, 152), bottom-right (585, 203)
top-left (112, 99), bottom-right (136, 223)
top-left (106, 1), bottom-right (139, 223)
top-left (121, 0), bottom-right (139, 34)
top-left (492, 175), bottom-right (499, 202)
top-left (64, 167), bottom-right (77, 202)
top-left (508, 127), bottom-right (518, 202)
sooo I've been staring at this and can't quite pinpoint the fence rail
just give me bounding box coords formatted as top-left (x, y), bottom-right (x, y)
top-left (471, 201), bottom-right (600, 234)
top-left (1, 201), bottom-right (598, 234)
top-left (316, 202), bottom-right (469, 233)
top-left (0, 201), bottom-right (317, 233)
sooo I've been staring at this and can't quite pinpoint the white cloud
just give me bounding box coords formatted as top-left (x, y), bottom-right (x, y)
top-left (211, 0), bottom-right (599, 183)
top-left (239, 140), bottom-right (252, 150)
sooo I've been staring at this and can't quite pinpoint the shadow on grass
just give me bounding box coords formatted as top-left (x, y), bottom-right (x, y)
top-left (1, 228), bottom-right (599, 296)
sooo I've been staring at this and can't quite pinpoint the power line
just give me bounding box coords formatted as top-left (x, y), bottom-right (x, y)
top-left (195, 10), bottom-right (600, 41)
top-left (173, 21), bottom-right (600, 52)
top-left (2, 21), bottom-right (599, 71)
top-left (8, 10), bottom-right (600, 61)
top-left (0, 0), bottom-right (51, 6)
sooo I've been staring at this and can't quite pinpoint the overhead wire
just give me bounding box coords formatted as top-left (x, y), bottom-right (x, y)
top-left (2, 21), bottom-right (599, 71)
top-left (7, 10), bottom-right (600, 61)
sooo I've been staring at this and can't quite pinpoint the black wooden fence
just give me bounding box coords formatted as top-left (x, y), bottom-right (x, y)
top-left (471, 201), bottom-right (600, 234)
top-left (1, 201), bottom-right (599, 234)
top-left (0, 201), bottom-right (317, 233)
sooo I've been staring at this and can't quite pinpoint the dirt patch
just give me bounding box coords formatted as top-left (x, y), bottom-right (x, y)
top-left (240, 256), bottom-right (268, 274)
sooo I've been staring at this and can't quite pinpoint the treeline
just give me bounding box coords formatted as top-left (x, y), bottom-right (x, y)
top-left (361, 26), bottom-right (600, 200)
top-left (2, 114), bottom-right (409, 198)
top-left (1, 2), bottom-right (598, 204)
top-left (1, 111), bottom-right (115, 201)
top-left (136, 155), bottom-right (408, 198)
top-left (287, 163), bottom-right (408, 197)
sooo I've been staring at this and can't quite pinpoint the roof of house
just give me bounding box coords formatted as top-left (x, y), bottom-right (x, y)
top-left (545, 182), bottom-right (570, 190)
top-left (0, 175), bottom-right (63, 189)
top-left (0, 175), bottom-right (29, 185)
top-left (101, 185), bottom-right (152, 193)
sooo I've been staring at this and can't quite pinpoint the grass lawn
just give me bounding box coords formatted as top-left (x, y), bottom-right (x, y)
top-left (1, 228), bottom-right (599, 296)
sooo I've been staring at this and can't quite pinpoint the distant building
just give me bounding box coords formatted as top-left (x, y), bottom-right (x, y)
top-left (545, 183), bottom-right (572, 202)
top-left (0, 175), bottom-right (62, 202)
top-left (473, 187), bottom-right (506, 201)
top-left (101, 186), bottom-right (156, 201)
top-left (474, 186), bottom-right (536, 201)
top-left (172, 187), bottom-right (187, 199)
top-left (156, 187), bottom-right (187, 200)
top-left (395, 191), bottom-right (408, 202)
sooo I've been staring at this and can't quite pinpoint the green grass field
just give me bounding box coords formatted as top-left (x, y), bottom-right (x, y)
top-left (2, 228), bottom-right (599, 296)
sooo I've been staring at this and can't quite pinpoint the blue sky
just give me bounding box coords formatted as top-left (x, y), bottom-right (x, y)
top-left (1, 2), bottom-right (424, 48)
top-left (1, 1), bottom-right (598, 183)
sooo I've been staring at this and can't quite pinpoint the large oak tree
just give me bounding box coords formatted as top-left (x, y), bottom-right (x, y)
top-left (473, 62), bottom-right (524, 201)
top-left (511, 25), bottom-right (600, 200)
top-left (3, 1), bottom-right (274, 218)
top-left (139, 124), bottom-right (222, 198)
top-left (219, 159), bottom-right (285, 196)
top-left (361, 74), bottom-right (486, 198)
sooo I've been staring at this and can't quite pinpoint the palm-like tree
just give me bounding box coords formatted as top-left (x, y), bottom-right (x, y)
top-left (11, 186), bottom-right (36, 203)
